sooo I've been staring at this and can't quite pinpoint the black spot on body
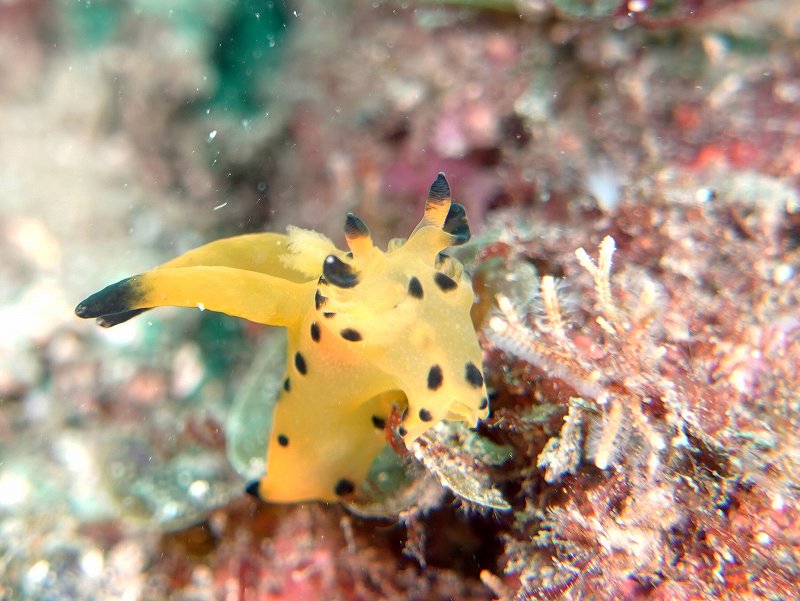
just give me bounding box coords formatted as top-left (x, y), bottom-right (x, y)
top-left (315, 290), bottom-right (327, 310)
top-left (340, 328), bottom-right (362, 342)
top-left (371, 415), bottom-right (386, 429)
top-left (310, 322), bottom-right (320, 342)
top-left (323, 312), bottom-right (336, 319)
top-left (277, 434), bottom-right (289, 447)
top-left (335, 479), bottom-right (355, 496)
top-left (427, 364), bottom-right (443, 390)
top-left (283, 377), bottom-right (291, 392)
top-left (479, 397), bottom-right (489, 410)
top-left (323, 255), bottom-right (359, 288)
top-left (295, 352), bottom-right (307, 375)
top-left (465, 362), bottom-right (484, 388)
top-left (408, 276), bottom-right (423, 299)
top-left (419, 408), bottom-right (433, 422)
top-left (398, 426), bottom-right (407, 437)
top-left (434, 272), bottom-right (457, 292)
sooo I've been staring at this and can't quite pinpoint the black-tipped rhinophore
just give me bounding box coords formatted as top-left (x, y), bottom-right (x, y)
top-left (443, 203), bottom-right (470, 244)
top-left (428, 172), bottom-right (451, 204)
top-left (322, 255), bottom-right (359, 288)
top-left (245, 480), bottom-right (263, 501)
top-left (75, 276), bottom-right (144, 320)
top-left (344, 213), bottom-right (370, 238)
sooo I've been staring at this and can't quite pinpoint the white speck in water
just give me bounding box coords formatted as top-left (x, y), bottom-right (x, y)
top-left (189, 480), bottom-right (210, 499)
top-left (585, 160), bottom-right (621, 212)
top-left (207, 130), bottom-right (217, 142)
top-left (25, 560), bottom-right (50, 587)
top-left (773, 264), bottom-right (794, 285)
top-left (0, 470), bottom-right (31, 507)
top-left (213, 202), bottom-right (228, 211)
top-left (695, 187), bottom-right (716, 203)
top-left (81, 549), bottom-right (104, 578)
top-left (161, 501), bottom-right (180, 521)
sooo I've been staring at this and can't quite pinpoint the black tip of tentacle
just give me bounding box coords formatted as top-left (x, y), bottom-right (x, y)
top-left (245, 480), bottom-right (263, 501)
top-left (322, 255), bottom-right (359, 288)
top-left (443, 203), bottom-right (470, 244)
top-left (75, 276), bottom-right (144, 321)
top-left (428, 173), bottom-right (451, 204)
top-left (344, 212), bottom-right (370, 238)
top-left (95, 308), bottom-right (150, 328)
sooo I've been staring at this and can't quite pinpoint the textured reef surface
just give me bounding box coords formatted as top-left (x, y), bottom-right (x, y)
top-left (0, 1), bottom-right (798, 599)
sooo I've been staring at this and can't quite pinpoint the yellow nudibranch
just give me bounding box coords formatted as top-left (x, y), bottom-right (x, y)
top-left (76, 174), bottom-right (489, 503)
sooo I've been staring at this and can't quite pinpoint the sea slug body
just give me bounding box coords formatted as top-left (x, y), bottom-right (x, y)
top-left (76, 174), bottom-right (489, 502)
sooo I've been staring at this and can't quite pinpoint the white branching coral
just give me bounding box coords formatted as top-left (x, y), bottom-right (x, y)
top-left (487, 236), bottom-right (679, 478)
